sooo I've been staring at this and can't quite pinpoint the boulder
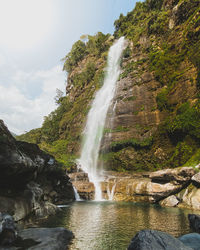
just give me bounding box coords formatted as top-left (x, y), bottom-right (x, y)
top-left (128, 229), bottom-right (192, 250)
top-left (149, 167), bottom-right (195, 184)
top-left (17, 227), bottom-right (74, 250)
top-left (188, 214), bottom-right (200, 233)
top-left (191, 172), bottom-right (200, 186)
top-left (0, 213), bottom-right (16, 246)
top-left (0, 120), bottom-right (74, 220)
top-left (159, 195), bottom-right (179, 207)
top-left (179, 233), bottom-right (200, 250)
top-left (181, 186), bottom-right (200, 210)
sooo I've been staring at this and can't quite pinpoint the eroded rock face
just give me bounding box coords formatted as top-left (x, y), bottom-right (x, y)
top-left (68, 171), bottom-right (95, 200)
top-left (149, 167), bottom-right (195, 184)
top-left (159, 195), bottom-right (179, 207)
top-left (105, 177), bottom-right (184, 203)
top-left (0, 120), bottom-right (74, 221)
top-left (99, 168), bottom-right (192, 203)
top-left (180, 186), bottom-right (200, 210)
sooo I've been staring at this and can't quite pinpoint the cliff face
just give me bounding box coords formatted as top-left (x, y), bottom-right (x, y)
top-left (0, 120), bottom-right (74, 221)
top-left (17, 0), bottom-right (200, 172)
top-left (101, 0), bottom-right (200, 171)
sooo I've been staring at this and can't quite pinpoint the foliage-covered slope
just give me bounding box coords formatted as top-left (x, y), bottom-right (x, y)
top-left (17, 0), bottom-right (200, 171)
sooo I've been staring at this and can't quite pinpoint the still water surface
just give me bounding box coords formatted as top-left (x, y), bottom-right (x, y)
top-left (41, 201), bottom-right (193, 250)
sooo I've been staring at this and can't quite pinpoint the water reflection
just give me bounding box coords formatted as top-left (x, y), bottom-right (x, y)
top-left (41, 202), bottom-right (193, 250)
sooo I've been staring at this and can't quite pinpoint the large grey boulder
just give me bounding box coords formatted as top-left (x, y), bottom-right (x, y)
top-left (188, 214), bottom-right (200, 233)
top-left (18, 227), bottom-right (74, 250)
top-left (0, 120), bottom-right (74, 221)
top-left (0, 213), bottom-right (16, 246)
top-left (179, 233), bottom-right (200, 250)
top-left (128, 229), bottom-right (192, 250)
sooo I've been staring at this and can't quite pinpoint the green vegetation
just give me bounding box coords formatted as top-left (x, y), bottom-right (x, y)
top-left (184, 148), bottom-right (200, 167)
top-left (166, 101), bottom-right (200, 139)
top-left (156, 88), bottom-right (169, 111)
top-left (120, 58), bottom-right (147, 79)
top-left (17, 0), bottom-right (200, 172)
top-left (104, 126), bottom-right (129, 134)
top-left (63, 40), bottom-right (86, 73)
top-left (149, 44), bottom-right (185, 87)
top-left (63, 32), bottom-right (111, 73)
top-left (110, 137), bottom-right (153, 152)
top-left (168, 141), bottom-right (195, 167)
top-left (124, 96), bottom-right (137, 102)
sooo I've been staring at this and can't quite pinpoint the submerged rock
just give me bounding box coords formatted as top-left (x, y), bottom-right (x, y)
top-left (128, 229), bottom-right (192, 250)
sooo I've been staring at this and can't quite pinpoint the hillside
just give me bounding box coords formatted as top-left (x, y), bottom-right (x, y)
top-left (17, 0), bottom-right (200, 172)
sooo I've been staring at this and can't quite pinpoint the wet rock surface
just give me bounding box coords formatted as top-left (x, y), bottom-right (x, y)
top-left (68, 171), bottom-right (95, 200)
top-left (128, 229), bottom-right (192, 250)
top-left (71, 167), bottom-right (200, 209)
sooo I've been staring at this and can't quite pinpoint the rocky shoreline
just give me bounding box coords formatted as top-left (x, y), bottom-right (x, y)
top-left (70, 166), bottom-right (200, 210)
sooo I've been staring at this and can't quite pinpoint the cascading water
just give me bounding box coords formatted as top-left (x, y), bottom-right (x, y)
top-left (77, 37), bottom-right (126, 201)
top-left (73, 186), bottom-right (82, 201)
top-left (107, 182), bottom-right (117, 201)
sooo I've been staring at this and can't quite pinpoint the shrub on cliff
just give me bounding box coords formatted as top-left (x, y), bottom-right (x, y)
top-left (63, 40), bottom-right (86, 73)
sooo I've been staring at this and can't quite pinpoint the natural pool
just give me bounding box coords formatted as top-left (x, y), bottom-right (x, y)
top-left (40, 201), bottom-right (194, 250)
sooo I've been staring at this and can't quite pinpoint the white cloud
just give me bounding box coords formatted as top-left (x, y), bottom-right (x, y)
top-left (0, 64), bottom-right (66, 135)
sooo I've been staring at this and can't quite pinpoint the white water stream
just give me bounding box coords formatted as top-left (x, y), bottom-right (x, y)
top-left (107, 182), bottom-right (117, 201)
top-left (77, 37), bottom-right (126, 200)
top-left (73, 186), bottom-right (82, 201)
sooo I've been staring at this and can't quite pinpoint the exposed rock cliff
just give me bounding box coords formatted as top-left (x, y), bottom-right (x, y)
top-left (17, 0), bottom-right (200, 172)
top-left (0, 120), bottom-right (74, 221)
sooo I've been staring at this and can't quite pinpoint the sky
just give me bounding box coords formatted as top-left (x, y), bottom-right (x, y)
top-left (0, 0), bottom-right (137, 135)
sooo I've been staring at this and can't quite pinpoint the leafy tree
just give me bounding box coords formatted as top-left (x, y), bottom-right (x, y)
top-left (54, 88), bottom-right (64, 105)
top-left (63, 40), bottom-right (87, 73)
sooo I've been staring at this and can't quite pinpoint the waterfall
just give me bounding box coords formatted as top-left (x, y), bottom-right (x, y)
top-left (107, 182), bottom-right (116, 201)
top-left (73, 186), bottom-right (82, 201)
top-left (77, 37), bottom-right (126, 201)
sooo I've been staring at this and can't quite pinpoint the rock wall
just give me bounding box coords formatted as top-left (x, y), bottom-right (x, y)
top-left (0, 120), bottom-right (74, 221)
top-left (16, 0), bottom-right (200, 172)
